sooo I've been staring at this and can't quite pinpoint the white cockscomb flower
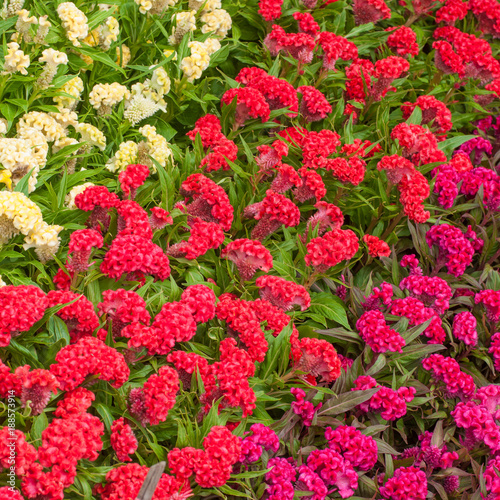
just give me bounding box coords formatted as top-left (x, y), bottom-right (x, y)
top-left (54, 76), bottom-right (84, 110)
top-left (37, 48), bottom-right (69, 89)
top-left (0, 119), bottom-right (7, 135)
top-left (180, 40), bottom-right (214, 82)
top-left (163, 49), bottom-right (177, 61)
top-left (201, 9), bottom-right (231, 38)
top-left (139, 124), bottom-right (173, 171)
top-left (169, 10), bottom-right (196, 44)
top-left (65, 182), bottom-right (95, 209)
top-left (34, 15), bottom-right (51, 44)
top-left (135, 0), bottom-right (178, 15)
top-left (98, 15), bottom-right (119, 50)
top-left (6, 0), bottom-right (24, 17)
top-left (76, 123), bottom-right (106, 151)
top-left (0, 137), bottom-right (41, 193)
top-left (23, 220), bottom-right (63, 263)
top-left (3, 42), bottom-right (30, 75)
top-left (124, 82), bottom-right (166, 126)
top-left (150, 66), bottom-right (171, 95)
top-left (116, 44), bottom-right (131, 67)
top-left (204, 37), bottom-right (221, 54)
top-left (49, 110), bottom-right (79, 129)
top-left (106, 141), bottom-right (138, 173)
top-left (57, 2), bottom-right (89, 46)
top-left (17, 112), bottom-right (66, 143)
top-left (15, 9), bottom-right (37, 42)
top-left (89, 82), bottom-right (130, 115)
top-left (16, 127), bottom-right (49, 169)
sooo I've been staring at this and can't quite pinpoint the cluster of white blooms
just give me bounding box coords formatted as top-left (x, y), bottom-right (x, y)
top-left (3, 42), bottom-right (30, 75)
top-left (135, 0), bottom-right (179, 15)
top-left (124, 67), bottom-right (171, 126)
top-left (14, 9), bottom-right (37, 42)
top-left (106, 141), bottom-right (139, 173)
top-left (54, 76), bottom-right (84, 110)
top-left (201, 9), bottom-right (232, 38)
top-left (65, 182), bottom-right (95, 209)
top-left (37, 48), bottom-right (69, 89)
top-left (3, 0), bottom-right (24, 18)
top-left (17, 112), bottom-right (66, 143)
top-left (139, 124), bottom-right (173, 171)
top-left (57, 2), bottom-right (89, 47)
top-left (180, 38), bottom-right (220, 82)
top-left (169, 10), bottom-right (196, 45)
top-left (34, 15), bottom-right (51, 44)
top-left (89, 82), bottom-right (130, 115)
top-left (76, 123), bottom-right (106, 151)
top-left (0, 138), bottom-right (40, 193)
top-left (83, 8), bottom-right (119, 51)
top-left (0, 191), bottom-right (62, 262)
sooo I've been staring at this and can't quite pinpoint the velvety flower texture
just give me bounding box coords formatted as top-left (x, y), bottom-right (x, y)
top-left (380, 466), bottom-right (428, 500)
top-left (291, 387), bottom-right (322, 426)
top-left (221, 238), bottom-right (273, 280)
top-left (110, 418), bottom-right (138, 462)
top-left (356, 310), bottom-right (406, 353)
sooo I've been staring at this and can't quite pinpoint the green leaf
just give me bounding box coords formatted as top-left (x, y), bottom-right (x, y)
top-left (30, 412), bottom-right (48, 443)
top-left (309, 292), bottom-right (350, 329)
top-left (438, 135), bottom-right (476, 156)
top-left (317, 388), bottom-right (379, 416)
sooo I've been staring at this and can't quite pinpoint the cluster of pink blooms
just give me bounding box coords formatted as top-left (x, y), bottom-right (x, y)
top-left (239, 423), bottom-right (280, 464)
top-left (187, 114), bottom-right (238, 172)
top-left (291, 387), bottom-right (322, 426)
top-left (356, 310), bottom-right (406, 353)
top-left (379, 466), bottom-right (428, 500)
top-left (422, 354), bottom-right (476, 399)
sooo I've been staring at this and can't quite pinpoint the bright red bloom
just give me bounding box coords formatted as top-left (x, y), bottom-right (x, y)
top-left (149, 207), bottom-right (172, 230)
top-left (67, 228), bottom-right (103, 272)
top-left (305, 228), bottom-right (359, 272)
top-left (55, 387), bottom-right (95, 418)
top-left (101, 235), bottom-right (170, 281)
top-left (0, 427), bottom-right (37, 476)
top-left (0, 285), bottom-right (48, 347)
top-left (244, 190), bottom-right (300, 241)
top-left (293, 12), bottom-right (320, 36)
top-left (297, 86), bottom-right (332, 123)
top-left (247, 74), bottom-right (299, 117)
top-left (20, 368), bottom-right (59, 415)
top-left (386, 26), bottom-right (419, 57)
top-left (292, 337), bottom-right (342, 384)
top-left (371, 57), bottom-right (410, 101)
top-left (180, 284), bottom-right (216, 323)
top-left (363, 234), bottom-right (391, 257)
top-left (221, 87), bottom-right (270, 126)
top-left (75, 185), bottom-right (120, 231)
top-left (318, 32), bottom-right (358, 70)
top-left (50, 336), bottom-right (129, 391)
top-left (118, 164), bottom-right (150, 199)
top-left (116, 200), bottom-right (153, 240)
top-left (111, 418), bottom-right (138, 462)
top-left (401, 95), bottom-right (452, 140)
top-left (353, 0), bottom-right (391, 25)
top-left (256, 275), bottom-right (310, 311)
top-left (305, 201), bottom-right (344, 239)
top-left (258, 0), bottom-right (283, 20)
top-left (436, 0), bottom-right (469, 24)
top-left (264, 25), bottom-right (316, 63)
top-left (167, 350), bottom-right (216, 391)
top-left (221, 238), bottom-right (273, 281)
top-left (270, 164), bottom-right (302, 193)
top-left (325, 156), bottom-right (366, 185)
top-left (294, 168), bottom-right (326, 203)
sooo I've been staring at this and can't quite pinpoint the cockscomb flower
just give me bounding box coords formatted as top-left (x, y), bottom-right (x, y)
top-left (0, 285), bottom-right (48, 347)
top-left (256, 275), bottom-right (310, 311)
top-left (149, 207), bottom-right (173, 231)
top-left (297, 86), bottom-right (332, 123)
top-left (47, 290), bottom-right (100, 342)
top-left (380, 466), bottom-right (428, 500)
top-left (116, 200), bottom-right (153, 240)
top-left (150, 301), bottom-right (197, 352)
top-left (362, 282), bottom-right (393, 310)
top-left (98, 289), bottom-right (150, 337)
top-left (264, 25), bottom-right (316, 63)
top-left (244, 190), bottom-right (300, 241)
top-left (318, 32), bottom-right (358, 71)
top-left (258, 0), bottom-right (283, 20)
top-left (0, 427), bottom-right (37, 477)
top-left (475, 290), bottom-right (500, 322)
top-left (265, 457), bottom-right (296, 500)
top-left (129, 366), bottom-right (179, 426)
top-left (222, 87), bottom-right (270, 127)
top-left (401, 96), bottom-right (452, 140)
top-left (326, 425), bottom-right (378, 470)
top-left (456, 136), bottom-right (493, 165)
top-left (304, 201), bottom-right (344, 239)
top-left (476, 385), bottom-right (500, 419)
top-left (489, 332), bottom-right (500, 370)
top-left (247, 74), bottom-right (299, 117)
top-left (422, 354), bottom-right (476, 399)
top-left (180, 173), bottom-right (234, 231)
top-left (484, 457), bottom-right (500, 498)
top-left (398, 170), bottom-right (431, 223)
top-left (180, 284), bottom-right (216, 323)
top-left (302, 129), bottom-right (342, 168)
top-left (356, 310), bottom-right (406, 353)
top-left (50, 336), bottom-right (129, 391)
top-left (363, 235), bottom-right (391, 257)
top-left (240, 423), bottom-right (279, 464)
top-left (110, 418), bottom-right (138, 462)
top-left (452, 311), bottom-right (478, 346)
top-left (469, 0), bottom-right (500, 37)
top-left (305, 228), bottom-right (359, 273)
top-left (426, 224), bottom-right (475, 277)
top-left (270, 164), bottom-right (302, 193)
top-left (55, 387), bottom-right (95, 418)
top-left (18, 368), bottom-right (59, 415)
top-left (341, 139), bottom-right (381, 158)
top-left (167, 219), bottom-right (225, 260)
top-left (295, 464), bottom-right (329, 499)
top-left (293, 168), bottom-right (326, 203)
top-left (353, 0), bottom-right (391, 24)
top-left (293, 12), bottom-right (320, 36)
top-left (221, 238), bottom-right (273, 280)
top-left (399, 274), bottom-right (452, 314)
top-left (433, 40), bottom-right (465, 77)
top-left (291, 387), bottom-right (322, 427)
top-left (386, 26), bottom-right (419, 57)
top-left (67, 229), bottom-right (103, 272)
top-left (325, 156), bottom-right (366, 186)
top-left (167, 350), bottom-right (216, 392)
top-left (452, 401), bottom-right (500, 451)
top-left (377, 154), bottom-right (416, 185)
top-left (75, 185), bottom-right (120, 231)
top-left (255, 140), bottom-right (289, 173)
top-left (253, 298), bottom-right (291, 337)
top-left (292, 337), bottom-right (342, 384)
top-left (118, 164), bottom-right (150, 199)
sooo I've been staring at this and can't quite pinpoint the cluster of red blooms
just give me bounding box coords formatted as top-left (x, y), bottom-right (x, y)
top-left (50, 336), bottom-right (129, 390)
top-left (401, 96), bottom-right (452, 140)
top-left (352, 0), bottom-right (391, 25)
top-left (118, 163), bottom-right (150, 199)
top-left (363, 234), bottom-right (391, 257)
top-left (110, 418), bottom-right (138, 462)
top-left (386, 26), bottom-right (419, 57)
top-left (0, 284), bottom-right (48, 346)
top-left (422, 354), bottom-right (476, 399)
top-left (167, 426), bottom-right (241, 488)
top-left (67, 228), bottom-right (103, 272)
top-left (377, 154), bottom-right (430, 223)
top-left (433, 26), bottom-right (500, 83)
top-left (436, 0), bottom-right (469, 25)
top-left (353, 375), bottom-right (416, 420)
top-left (222, 87), bottom-right (271, 126)
top-left (187, 114), bottom-right (238, 172)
